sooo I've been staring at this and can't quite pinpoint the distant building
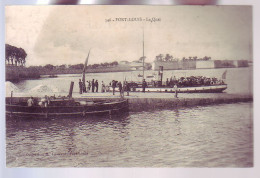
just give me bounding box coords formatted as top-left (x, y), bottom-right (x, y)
top-left (118, 60), bottom-right (151, 70)
top-left (129, 60), bottom-right (143, 67)
top-left (152, 60), bottom-right (249, 70)
top-left (129, 60), bottom-right (151, 70)
top-left (119, 61), bottom-right (129, 65)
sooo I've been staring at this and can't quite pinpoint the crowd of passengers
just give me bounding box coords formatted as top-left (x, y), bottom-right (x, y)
top-left (163, 76), bottom-right (225, 87)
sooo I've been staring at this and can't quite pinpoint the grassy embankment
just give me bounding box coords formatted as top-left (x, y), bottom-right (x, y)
top-left (39, 65), bottom-right (133, 75)
top-left (6, 66), bottom-right (40, 82)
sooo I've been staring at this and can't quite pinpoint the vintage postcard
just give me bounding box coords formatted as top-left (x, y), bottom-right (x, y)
top-left (5, 5), bottom-right (253, 167)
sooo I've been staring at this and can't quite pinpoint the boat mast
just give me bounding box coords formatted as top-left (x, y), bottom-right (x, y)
top-left (142, 27), bottom-right (145, 81)
top-left (82, 49), bottom-right (91, 89)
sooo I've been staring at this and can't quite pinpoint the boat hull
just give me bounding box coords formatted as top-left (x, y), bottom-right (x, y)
top-left (109, 85), bottom-right (227, 93)
top-left (6, 99), bottom-right (129, 119)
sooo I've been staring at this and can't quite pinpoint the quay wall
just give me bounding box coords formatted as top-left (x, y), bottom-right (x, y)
top-left (152, 61), bottom-right (180, 70)
top-left (196, 61), bottom-right (215, 69)
top-left (128, 95), bottom-right (252, 112)
top-left (152, 61), bottom-right (196, 70)
top-left (153, 60), bottom-right (249, 70)
top-left (235, 60), bottom-right (249, 67)
top-left (179, 61), bottom-right (196, 70)
top-left (6, 95), bottom-right (253, 113)
top-left (214, 60), bottom-right (236, 68)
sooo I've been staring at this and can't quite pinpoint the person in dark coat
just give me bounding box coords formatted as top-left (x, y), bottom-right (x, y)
top-left (125, 81), bottom-right (130, 96)
top-left (95, 80), bottom-right (99, 92)
top-left (142, 79), bottom-right (147, 93)
top-left (112, 80), bottom-right (116, 95)
top-left (79, 79), bottom-right (83, 94)
top-left (82, 80), bottom-right (86, 93)
top-left (87, 81), bottom-right (91, 92)
top-left (166, 78), bottom-right (169, 87)
top-left (92, 79), bottom-right (95, 92)
top-left (118, 82), bottom-right (123, 97)
top-left (174, 84), bottom-right (178, 98)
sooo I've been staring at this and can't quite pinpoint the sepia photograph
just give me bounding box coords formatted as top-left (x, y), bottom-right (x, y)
top-left (5, 5), bottom-right (253, 167)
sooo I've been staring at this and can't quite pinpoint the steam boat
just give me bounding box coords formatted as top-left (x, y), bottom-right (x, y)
top-left (109, 83), bottom-right (227, 93)
top-left (109, 28), bottom-right (228, 93)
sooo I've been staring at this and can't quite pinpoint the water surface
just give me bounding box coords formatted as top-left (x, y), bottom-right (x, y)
top-left (6, 102), bottom-right (253, 167)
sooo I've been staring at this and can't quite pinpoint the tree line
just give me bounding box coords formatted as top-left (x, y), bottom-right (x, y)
top-left (36, 61), bottom-right (119, 71)
top-left (155, 54), bottom-right (211, 62)
top-left (5, 44), bottom-right (27, 66)
top-left (5, 43), bottom-right (120, 70)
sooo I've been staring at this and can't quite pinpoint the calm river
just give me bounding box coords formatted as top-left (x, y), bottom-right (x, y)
top-left (6, 67), bottom-right (253, 167)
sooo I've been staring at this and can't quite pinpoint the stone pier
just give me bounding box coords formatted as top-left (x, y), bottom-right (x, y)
top-left (7, 92), bottom-right (253, 113)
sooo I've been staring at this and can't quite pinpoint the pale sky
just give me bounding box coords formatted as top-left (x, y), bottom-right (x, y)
top-left (5, 5), bottom-right (252, 66)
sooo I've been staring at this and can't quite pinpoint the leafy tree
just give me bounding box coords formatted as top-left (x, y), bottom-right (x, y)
top-left (165, 54), bottom-right (173, 61)
top-left (16, 48), bottom-right (27, 66)
top-left (5, 44), bottom-right (27, 66)
top-left (92, 64), bottom-right (99, 69)
top-left (58, 64), bottom-right (66, 70)
top-left (155, 54), bottom-right (164, 61)
top-left (182, 57), bottom-right (187, 61)
top-left (139, 56), bottom-right (146, 62)
top-left (203, 56), bottom-right (210, 61)
top-left (69, 63), bottom-right (84, 70)
top-left (44, 64), bottom-right (55, 70)
top-left (111, 61), bottom-right (118, 66)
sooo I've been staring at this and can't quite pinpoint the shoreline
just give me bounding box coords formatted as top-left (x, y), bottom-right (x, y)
top-left (6, 65), bottom-right (252, 82)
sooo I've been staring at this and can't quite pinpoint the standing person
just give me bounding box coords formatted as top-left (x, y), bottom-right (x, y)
top-left (125, 81), bottom-right (130, 96)
top-left (170, 77), bottom-right (173, 87)
top-left (79, 79), bottom-right (83, 94)
top-left (174, 84), bottom-right (178, 98)
top-left (87, 81), bottom-right (90, 92)
top-left (92, 79), bottom-right (95, 92)
top-left (101, 81), bottom-right (105, 93)
top-left (27, 97), bottom-right (34, 107)
top-left (166, 78), bottom-right (169, 87)
top-left (142, 79), bottom-right (147, 93)
top-left (112, 80), bottom-right (116, 95)
top-left (41, 95), bottom-right (49, 107)
top-left (82, 80), bottom-right (86, 93)
top-left (173, 76), bottom-right (177, 85)
top-left (123, 81), bottom-right (126, 96)
top-left (95, 80), bottom-right (99, 92)
top-left (88, 80), bottom-right (91, 92)
top-left (118, 81), bottom-right (123, 97)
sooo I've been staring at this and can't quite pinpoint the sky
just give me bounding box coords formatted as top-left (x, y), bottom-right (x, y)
top-left (5, 5), bottom-right (252, 66)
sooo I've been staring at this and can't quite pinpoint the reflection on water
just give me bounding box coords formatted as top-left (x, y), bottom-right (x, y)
top-left (6, 103), bottom-right (253, 167)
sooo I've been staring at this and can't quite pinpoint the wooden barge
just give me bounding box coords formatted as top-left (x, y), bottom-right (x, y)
top-left (6, 97), bottom-right (128, 119)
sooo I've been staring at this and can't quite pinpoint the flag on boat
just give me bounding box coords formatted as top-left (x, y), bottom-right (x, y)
top-left (222, 70), bottom-right (227, 80)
